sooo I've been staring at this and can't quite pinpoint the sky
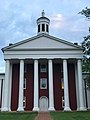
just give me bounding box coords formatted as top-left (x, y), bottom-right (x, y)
top-left (0, 0), bottom-right (90, 73)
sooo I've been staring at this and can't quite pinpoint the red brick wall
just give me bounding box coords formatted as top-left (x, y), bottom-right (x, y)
top-left (53, 63), bottom-right (64, 110)
top-left (11, 62), bottom-right (77, 111)
top-left (11, 64), bottom-right (19, 111)
top-left (53, 63), bottom-right (77, 110)
top-left (68, 63), bottom-right (77, 110)
top-left (24, 64), bottom-right (34, 111)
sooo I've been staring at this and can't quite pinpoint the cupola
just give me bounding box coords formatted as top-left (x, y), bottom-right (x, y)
top-left (37, 10), bottom-right (50, 34)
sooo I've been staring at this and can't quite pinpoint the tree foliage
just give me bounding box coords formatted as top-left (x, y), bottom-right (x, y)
top-left (79, 7), bottom-right (90, 19)
top-left (79, 7), bottom-right (90, 88)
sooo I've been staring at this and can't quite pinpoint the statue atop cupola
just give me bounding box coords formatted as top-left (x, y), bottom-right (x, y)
top-left (42, 10), bottom-right (45, 17)
top-left (37, 10), bottom-right (50, 35)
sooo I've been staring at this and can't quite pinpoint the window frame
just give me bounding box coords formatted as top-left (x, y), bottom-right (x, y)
top-left (23, 78), bottom-right (26, 89)
top-left (40, 78), bottom-right (47, 89)
top-left (40, 64), bottom-right (47, 73)
top-left (61, 78), bottom-right (64, 89)
top-left (62, 96), bottom-right (64, 108)
top-left (23, 96), bottom-right (26, 108)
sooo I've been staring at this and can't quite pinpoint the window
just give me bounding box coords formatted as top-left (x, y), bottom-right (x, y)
top-left (23, 96), bottom-right (26, 108)
top-left (24, 78), bottom-right (26, 89)
top-left (38, 25), bottom-right (40, 32)
top-left (42, 24), bottom-right (45, 31)
top-left (62, 96), bottom-right (64, 108)
top-left (40, 78), bottom-right (47, 89)
top-left (46, 24), bottom-right (48, 32)
top-left (40, 64), bottom-right (47, 72)
top-left (61, 78), bottom-right (64, 89)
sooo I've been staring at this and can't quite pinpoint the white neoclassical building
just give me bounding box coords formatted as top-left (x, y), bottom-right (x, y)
top-left (0, 11), bottom-right (87, 112)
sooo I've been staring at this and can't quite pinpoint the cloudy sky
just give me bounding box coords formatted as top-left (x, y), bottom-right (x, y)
top-left (0, 0), bottom-right (90, 73)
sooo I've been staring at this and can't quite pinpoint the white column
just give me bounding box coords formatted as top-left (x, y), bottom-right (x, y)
top-left (77, 59), bottom-right (86, 110)
top-left (8, 63), bottom-right (12, 111)
top-left (63, 59), bottom-right (71, 111)
top-left (33, 59), bottom-right (39, 111)
top-left (17, 60), bottom-right (24, 111)
top-left (1, 60), bottom-right (10, 111)
top-left (48, 59), bottom-right (55, 111)
top-left (75, 63), bottom-right (80, 110)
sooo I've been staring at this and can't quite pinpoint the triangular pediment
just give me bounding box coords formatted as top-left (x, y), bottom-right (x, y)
top-left (3, 34), bottom-right (82, 51)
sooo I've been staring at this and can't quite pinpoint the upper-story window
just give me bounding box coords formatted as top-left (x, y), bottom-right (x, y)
top-left (42, 24), bottom-right (45, 31)
top-left (61, 78), bottom-right (64, 89)
top-left (40, 64), bottom-right (47, 72)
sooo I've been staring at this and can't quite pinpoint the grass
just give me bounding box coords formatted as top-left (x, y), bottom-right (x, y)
top-left (51, 111), bottom-right (90, 120)
top-left (0, 111), bottom-right (90, 120)
top-left (0, 112), bottom-right (37, 120)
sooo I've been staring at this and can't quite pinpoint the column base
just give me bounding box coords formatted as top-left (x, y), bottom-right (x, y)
top-left (48, 107), bottom-right (55, 111)
top-left (1, 107), bottom-right (8, 112)
top-left (8, 108), bottom-right (11, 111)
top-left (79, 107), bottom-right (87, 111)
top-left (17, 107), bottom-right (24, 112)
top-left (64, 107), bottom-right (71, 111)
top-left (87, 107), bottom-right (90, 110)
top-left (77, 108), bottom-right (80, 111)
top-left (33, 107), bottom-right (39, 111)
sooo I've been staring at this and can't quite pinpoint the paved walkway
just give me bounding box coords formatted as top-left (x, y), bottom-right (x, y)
top-left (35, 112), bottom-right (52, 120)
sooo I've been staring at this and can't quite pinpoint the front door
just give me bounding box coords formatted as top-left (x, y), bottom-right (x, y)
top-left (39, 96), bottom-right (48, 112)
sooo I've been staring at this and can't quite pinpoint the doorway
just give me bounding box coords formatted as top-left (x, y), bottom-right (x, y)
top-left (39, 96), bottom-right (48, 112)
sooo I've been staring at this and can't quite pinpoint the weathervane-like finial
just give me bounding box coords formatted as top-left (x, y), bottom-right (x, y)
top-left (42, 10), bottom-right (45, 17)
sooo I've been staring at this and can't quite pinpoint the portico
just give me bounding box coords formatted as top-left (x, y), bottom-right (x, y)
top-left (1, 58), bottom-right (86, 111)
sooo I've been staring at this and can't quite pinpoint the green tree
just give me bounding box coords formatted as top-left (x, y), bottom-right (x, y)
top-left (79, 7), bottom-right (90, 88)
top-left (79, 7), bottom-right (90, 19)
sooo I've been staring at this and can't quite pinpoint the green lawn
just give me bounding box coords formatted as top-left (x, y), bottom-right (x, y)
top-left (51, 111), bottom-right (90, 120)
top-left (0, 112), bottom-right (37, 120)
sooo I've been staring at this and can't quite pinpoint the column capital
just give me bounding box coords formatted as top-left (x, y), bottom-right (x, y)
top-left (48, 59), bottom-right (52, 62)
top-left (19, 59), bottom-right (24, 62)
